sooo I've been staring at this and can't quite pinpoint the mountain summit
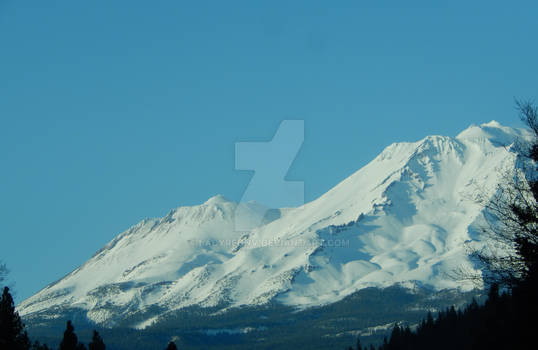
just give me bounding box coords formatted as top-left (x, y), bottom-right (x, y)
top-left (18, 122), bottom-right (530, 328)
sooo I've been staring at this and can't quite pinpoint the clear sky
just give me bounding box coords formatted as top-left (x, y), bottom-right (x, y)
top-left (1, 1), bottom-right (537, 302)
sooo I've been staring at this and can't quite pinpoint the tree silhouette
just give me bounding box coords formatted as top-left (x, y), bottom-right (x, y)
top-left (356, 338), bottom-right (363, 350)
top-left (88, 330), bottom-right (105, 350)
top-left (0, 287), bottom-right (30, 350)
top-left (165, 341), bottom-right (178, 350)
top-left (0, 286), bottom-right (30, 350)
top-left (465, 100), bottom-right (538, 287)
top-left (0, 272), bottom-right (52, 350)
top-left (59, 321), bottom-right (80, 350)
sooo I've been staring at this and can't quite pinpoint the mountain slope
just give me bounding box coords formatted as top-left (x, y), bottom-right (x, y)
top-left (18, 121), bottom-right (531, 328)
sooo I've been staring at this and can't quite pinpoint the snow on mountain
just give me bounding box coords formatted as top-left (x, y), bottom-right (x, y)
top-left (17, 121), bottom-right (532, 328)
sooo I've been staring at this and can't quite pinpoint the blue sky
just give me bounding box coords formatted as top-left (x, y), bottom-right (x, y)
top-left (1, 1), bottom-right (537, 301)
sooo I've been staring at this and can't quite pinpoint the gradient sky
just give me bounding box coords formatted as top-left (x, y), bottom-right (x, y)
top-left (1, 1), bottom-right (537, 302)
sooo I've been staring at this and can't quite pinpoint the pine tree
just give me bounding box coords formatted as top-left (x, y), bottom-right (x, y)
top-left (0, 286), bottom-right (30, 350)
top-left (388, 325), bottom-right (402, 349)
top-left (382, 337), bottom-right (388, 350)
top-left (88, 330), bottom-right (105, 350)
top-left (425, 312), bottom-right (434, 328)
top-left (165, 341), bottom-right (178, 350)
top-left (59, 321), bottom-right (79, 350)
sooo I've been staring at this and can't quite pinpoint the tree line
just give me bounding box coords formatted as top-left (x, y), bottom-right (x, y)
top-left (0, 283), bottom-right (179, 350)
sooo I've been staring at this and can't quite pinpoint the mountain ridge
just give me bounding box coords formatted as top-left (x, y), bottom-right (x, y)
top-left (18, 121), bottom-right (530, 329)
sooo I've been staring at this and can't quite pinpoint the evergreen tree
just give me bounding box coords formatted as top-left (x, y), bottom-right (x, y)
top-left (165, 341), bottom-right (178, 350)
top-left (388, 324), bottom-right (401, 349)
top-left (425, 312), bottom-right (434, 328)
top-left (59, 321), bottom-right (79, 350)
top-left (88, 330), bottom-right (105, 350)
top-left (0, 286), bottom-right (30, 350)
top-left (356, 338), bottom-right (363, 350)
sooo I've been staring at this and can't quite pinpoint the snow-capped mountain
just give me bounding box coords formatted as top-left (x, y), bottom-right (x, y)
top-left (18, 121), bottom-right (532, 328)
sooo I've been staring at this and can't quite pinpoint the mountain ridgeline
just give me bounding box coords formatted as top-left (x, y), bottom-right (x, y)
top-left (17, 121), bottom-right (532, 349)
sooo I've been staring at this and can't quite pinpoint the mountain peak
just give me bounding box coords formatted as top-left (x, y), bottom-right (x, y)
top-left (18, 121), bottom-right (528, 328)
top-left (456, 120), bottom-right (530, 146)
top-left (204, 194), bottom-right (233, 205)
top-left (482, 120), bottom-right (503, 127)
